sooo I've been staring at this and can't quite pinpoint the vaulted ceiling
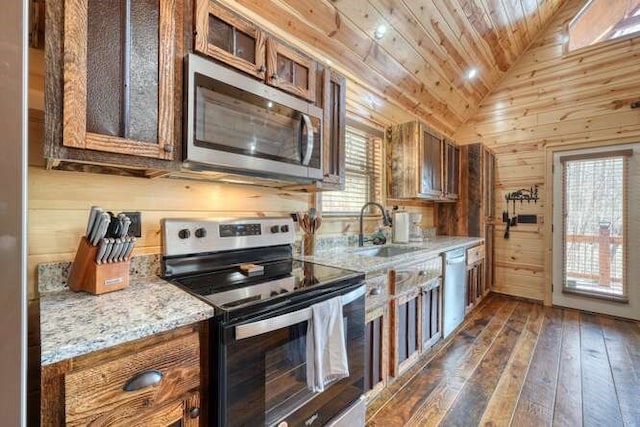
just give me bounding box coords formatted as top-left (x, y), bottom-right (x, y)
top-left (220, 0), bottom-right (568, 136)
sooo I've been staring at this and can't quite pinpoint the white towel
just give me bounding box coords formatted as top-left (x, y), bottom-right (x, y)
top-left (306, 296), bottom-right (350, 392)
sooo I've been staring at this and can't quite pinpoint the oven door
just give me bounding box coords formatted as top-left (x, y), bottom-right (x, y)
top-left (215, 284), bottom-right (365, 427)
top-left (185, 54), bottom-right (323, 181)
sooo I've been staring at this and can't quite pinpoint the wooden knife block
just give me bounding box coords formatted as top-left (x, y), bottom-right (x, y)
top-left (67, 237), bottom-right (130, 295)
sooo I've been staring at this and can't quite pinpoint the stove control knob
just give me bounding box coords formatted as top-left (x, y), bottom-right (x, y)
top-left (270, 225), bottom-right (280, 233)
top-left (178, 229), bottom-right (191, 239)
top-left (195, 228), bottom-right (207, 238)
top-left (280, 224), bottom-right (289, 233)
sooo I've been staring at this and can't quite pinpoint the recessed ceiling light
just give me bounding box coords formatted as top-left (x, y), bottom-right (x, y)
top-left (374, 24), bottom-right (387, 40)
top-left (466, 67), bottom-right (478, 80)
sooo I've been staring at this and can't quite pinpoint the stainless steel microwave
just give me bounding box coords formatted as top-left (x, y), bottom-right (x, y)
top-left (184, 54), bottom-right (323, 181)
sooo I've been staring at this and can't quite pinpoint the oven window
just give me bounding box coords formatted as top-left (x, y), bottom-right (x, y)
top-left (194, 74), bottom-right (320, 168)
top-left (222, 294), bottom-right (364, 427)
top-left (265, 319), bottom-right (347, 425)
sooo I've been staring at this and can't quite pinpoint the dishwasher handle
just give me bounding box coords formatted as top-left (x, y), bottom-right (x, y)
top-left (446, 255), bottom-right (466, 265)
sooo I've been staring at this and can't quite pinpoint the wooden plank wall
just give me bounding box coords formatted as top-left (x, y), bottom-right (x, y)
top-left (454, 0), bottom-right (640, 302)
top-left (27, 165), bottom-right (310, 298)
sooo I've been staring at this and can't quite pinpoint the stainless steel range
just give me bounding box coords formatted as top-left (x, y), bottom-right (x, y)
top-left (162, 217), bottom-right (366, 427)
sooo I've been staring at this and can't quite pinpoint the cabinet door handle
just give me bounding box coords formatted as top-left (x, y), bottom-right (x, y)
top-left (258, 65), bottom-right (266, 73)
top-left (271, 73), bottom-right (278, 80)
top-left (189, 407), bottom-right (201, 418)
top-left (123, 369), bottom-right (163, 392)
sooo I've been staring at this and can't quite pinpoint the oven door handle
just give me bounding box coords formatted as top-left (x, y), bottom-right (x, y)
top-left (300, 113), bottom-right (314, 166)
top-left (234, 285), bottom-right (365, 340)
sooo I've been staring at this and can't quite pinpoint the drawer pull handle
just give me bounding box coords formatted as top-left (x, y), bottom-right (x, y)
top-left (189, 407), bottom-right (201, 418)
top-left (123, 370), bottom-right (163, 392)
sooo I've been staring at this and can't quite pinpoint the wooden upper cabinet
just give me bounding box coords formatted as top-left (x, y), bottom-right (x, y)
top-left (195, 0), bottom-right (317, 102)
top-left (195, 0), bottom-right (267, 79)
top-left (61, 0), bottom-right (182, 161)
top-left (443, 139), bottom-right (459, 200)
top-left (266, 38), bottom-right (316, 102)
top-left (388, 121), bottom-right (444, 199)
top-left (421, 129), bottom-right (443, 198)
top-left (322, 69), bottom-right (346, 189)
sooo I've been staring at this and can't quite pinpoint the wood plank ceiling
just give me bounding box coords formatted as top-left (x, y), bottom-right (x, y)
top-left (220, 0), bottom-right (567, 136)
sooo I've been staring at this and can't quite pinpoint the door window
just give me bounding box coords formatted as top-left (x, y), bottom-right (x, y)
top-left (560, 151), bottom-right (630, 300)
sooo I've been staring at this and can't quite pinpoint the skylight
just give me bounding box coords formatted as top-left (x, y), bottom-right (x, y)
top-left (568, 0), bottom-right (640, 51)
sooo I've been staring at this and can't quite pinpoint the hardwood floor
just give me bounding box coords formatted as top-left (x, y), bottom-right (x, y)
top-left (366, 294), bottom-right (640, 427)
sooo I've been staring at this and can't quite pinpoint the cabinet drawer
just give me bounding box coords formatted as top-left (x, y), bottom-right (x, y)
top-left (64, 332), bottom-right (200, 426)
top-left (466, 243), bottom-right (485, 265)
top-left (391, 256), bottom-right (442, 296)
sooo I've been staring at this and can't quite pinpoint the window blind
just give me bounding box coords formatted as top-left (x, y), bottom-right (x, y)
top-left (323, 126), bottom-right (383, 215)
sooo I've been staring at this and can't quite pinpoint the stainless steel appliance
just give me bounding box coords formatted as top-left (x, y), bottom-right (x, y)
top-left (184, 54), bottom-right (323, 181)
top-left (162, 217), bottom-right (365, 427)
top-left (443, 248), bottom-right (466, 337)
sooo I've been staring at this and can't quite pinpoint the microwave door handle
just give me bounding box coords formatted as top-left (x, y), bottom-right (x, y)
top-left (234, 285), bottom-right (365, 340)
top-left (300, 113), bottom-right (314, 166)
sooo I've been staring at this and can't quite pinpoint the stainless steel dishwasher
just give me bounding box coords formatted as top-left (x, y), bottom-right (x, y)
top-left (443, 248), bottom-right (467, 337)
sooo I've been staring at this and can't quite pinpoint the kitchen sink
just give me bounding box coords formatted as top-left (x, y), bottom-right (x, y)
top-left (352, 246), bottom-right (421, 258)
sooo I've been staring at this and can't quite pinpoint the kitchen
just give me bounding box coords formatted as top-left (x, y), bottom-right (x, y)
top-left (2, 0), bottom-right (640, 425)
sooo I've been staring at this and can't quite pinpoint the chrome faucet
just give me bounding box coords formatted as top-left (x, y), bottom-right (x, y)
top-left (358, 202), bottom-right (392, 246)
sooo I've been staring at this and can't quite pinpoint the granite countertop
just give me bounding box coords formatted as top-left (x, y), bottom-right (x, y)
top-left (39, 237), bottom-right (481, 365)
top-left (40, 277), bottom-right (215, 366)
top-left (299, 236), bottom-right (484, 273)
top-left (300, 236), bottom-right (483, 314)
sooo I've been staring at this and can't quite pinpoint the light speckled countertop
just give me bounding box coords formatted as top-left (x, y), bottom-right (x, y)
top-left (299, 237), bottom-right (484, 313)
top-left (40, 277), bottom-right (214, 366)
top-left (299, 236), bottom-right (483, 273)
top-left (40, 237), bottom-right (481, 365)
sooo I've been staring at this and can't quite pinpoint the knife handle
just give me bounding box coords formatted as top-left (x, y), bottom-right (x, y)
top-left (123, 237), bottom-right (136, 260)
top-left (96, 238), bottom-right (109, 265)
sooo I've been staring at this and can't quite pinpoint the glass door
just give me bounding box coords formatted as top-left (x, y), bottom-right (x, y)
top-left (552, 145), bottom-right (640, 320)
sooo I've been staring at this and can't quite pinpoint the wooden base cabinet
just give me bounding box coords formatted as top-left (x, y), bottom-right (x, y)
top-left (465, 244), bottom-right (487, 314)
top-left (41, 324), bottom-right (203, 426)
top-left (390, 288), bottom-right (421, 377)
top-left (421, 278), bottom-right (442, 351)
top-left (364, 305), bottom-right (389, 402)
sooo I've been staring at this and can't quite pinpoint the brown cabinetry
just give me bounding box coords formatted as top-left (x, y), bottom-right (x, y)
top-left (443, 139), bottom-right (460, 200)
top-left (437, 143), bottom-right (495, 290)
top-left (421, 278), bottom-right (442, 351)
top-left (364, 273), bottom-right (390, 401)
top-left (195, 0), bottom-right (266, 79)
top-left (365, 305), bottom-right (389, 399)
top-left (390, 287), bottom-right (421, 377)
top-left (195, 0), bottom-right (316, 102)
top-left (388, 121), bottom-right (460, 201)
top-left (320, 69), bottom-right (347, 190)
top-left (41, 324), bottom-right (202, 426)
top-left (45, 0), bottom-right (184, 175)
top-left (465, 244), bottom-right (487, 314)
top-left (389, 256), bottom-right (442, 377)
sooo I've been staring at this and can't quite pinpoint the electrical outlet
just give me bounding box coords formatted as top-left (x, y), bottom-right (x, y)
top-left (123, 211), bottom-right (142, 237)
